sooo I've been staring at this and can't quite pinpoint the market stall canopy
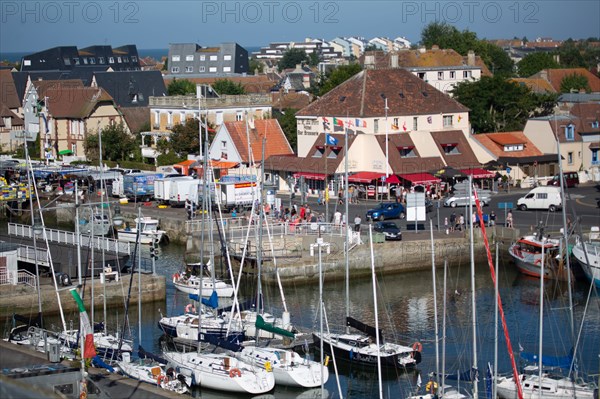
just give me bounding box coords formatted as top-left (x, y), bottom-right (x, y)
top-left (58, 149), bottom-right (73, 155)
top-left (398, 172), bottom-right (441, 185)
top-left (348, 171), bottom-right (385, 183)
top-left (293, 172), bottom-right (326, 181)
top-left (385, 175), bottom-right (401, 184)
top-left (460, 168), bottom-right (495, 179)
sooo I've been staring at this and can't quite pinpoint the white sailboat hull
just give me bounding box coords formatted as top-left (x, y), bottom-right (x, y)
top-left (572, 240), bottom-right (600, 287)
top-left (117, 360), bottom-right (188, 394)
top-left (496, 374), bottom-right (596, 399)
top-left (172, 275), bottom-right (234, 297)
top-left (162, 351), bottom-right (275, 394)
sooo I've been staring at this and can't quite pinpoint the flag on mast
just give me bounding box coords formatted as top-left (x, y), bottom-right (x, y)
top-left (70, 288), bottom-right (97, 359)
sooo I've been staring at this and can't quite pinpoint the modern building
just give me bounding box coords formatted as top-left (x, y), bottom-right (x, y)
top-left (167, 43), bottom-right (249, 76)
top-left (253, 39), bottom-right (342, 61)
top-left (20, 45), bottom-right (141, 72)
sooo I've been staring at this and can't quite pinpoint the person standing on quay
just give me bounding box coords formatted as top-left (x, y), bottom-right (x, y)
top-left (506, 210), bottom-right (514, 228)
top-left (354, 214), bottom-right (362, 232)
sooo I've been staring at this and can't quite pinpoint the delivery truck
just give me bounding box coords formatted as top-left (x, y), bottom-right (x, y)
top-left (154, 176), bottom-right (193, 205)
top-left (169, 178), bottom-right (201, 207)
top-left (120, 172), bottom-right (164, 201)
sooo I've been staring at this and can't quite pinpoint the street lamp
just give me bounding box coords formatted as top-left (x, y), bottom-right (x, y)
top-left (112, 205), bottom-right (125, 227)
top-left (32, 214), bottom-right (43, 236)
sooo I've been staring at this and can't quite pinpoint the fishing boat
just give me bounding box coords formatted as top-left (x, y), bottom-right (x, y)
top-left (78, 207), bottom-right (112, 236)
top-left (508, 225), bottom-right (563, 279)
top-left (172, 261), bottom-right (234, 297)
top-left (117, 216), bottom-right (166, 244)
top-left (571, 227), bottom-right (600, 287)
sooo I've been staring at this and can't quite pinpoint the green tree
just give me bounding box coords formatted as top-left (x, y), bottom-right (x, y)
top-left (274, 109), bottom-right (298, 153)
top-left (167, 78), bottom-right (196, 96)
top-left (84, 123), bottom-right (136, 162)
top-left (475, 41), bottom-right (514, 77)
top-left (277, 48), bottom-right (309, 71)
top-left (560, 73), bottom-right (591, 93)
top-left (557, 39), bottom-right (586, 68)
top-left (452, 75), bottom-right (557, 132)
top-left (249, 58), bottom-right (264, 74)
top-left (363, 44), bottom-right (380, 52)
top-left (308, 51), bottom-right (320, 67)
top-left (168, 117), bottom-right (216, 156)
top-left (517, 52), bottom-right (560, 77)
top-left (212, 79), bottom-right (246, 95)
top-left (315, 63), bottom-right (362, 96)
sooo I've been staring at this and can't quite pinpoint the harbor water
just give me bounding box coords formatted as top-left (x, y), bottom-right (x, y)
top-left (30, 241), bottom-right (600, 398)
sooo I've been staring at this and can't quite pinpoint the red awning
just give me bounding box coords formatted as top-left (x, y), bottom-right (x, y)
top-left (385, 175), bottom-right (401, 184)
top-left (348, 171), bottom-right (385, 183)
top-left (398, 172), bottom-right (441, 185)
top-left (460, 168), bottom-right (495, 179)
top-left (293, 172), bottom-right (326, 181)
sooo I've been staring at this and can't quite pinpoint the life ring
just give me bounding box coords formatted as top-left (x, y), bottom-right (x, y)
top-left (157, 374), bottom-right (166, 386)
top-left (185, 304), bottom-right (196, 314)
top-left (412, 342), bottom-right (423, 353)
top-left (229, 368), bottom-right (242, 378)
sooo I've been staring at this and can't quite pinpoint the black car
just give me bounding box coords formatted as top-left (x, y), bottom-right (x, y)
top-left (373, 221), bottom-right (402, 241)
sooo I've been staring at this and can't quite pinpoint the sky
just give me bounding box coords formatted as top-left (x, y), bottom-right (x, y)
top-left (1, 0), bottom-right (599, 53)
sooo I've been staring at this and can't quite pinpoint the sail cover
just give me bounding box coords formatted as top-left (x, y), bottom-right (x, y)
top-left (255, 315), bottom-right (295, 339)
top-left (346, 317), bottom-right (383, 341)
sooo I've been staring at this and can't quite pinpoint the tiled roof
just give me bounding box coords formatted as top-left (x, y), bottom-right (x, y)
top-left (264, 133), bottom-right (356, 174)
top-left (223, 119), bottom-right (293, 164)
top-left (93, 70), bottom-right (167, 107)
top-left (474, 131), bottom-right (543, 158)
top-left (296, 68), bottom-right (468, 118)
top-left (120, 106), bottom-right (150, 133)
top-left (511, 78), bottom-right (556, 93)
top-left (0, 70), bottom-right (21, 109)
top-left (530, 68), bottom-right (600, 93)
top-left (32, 79), bottom-right (84, 99)
top-left (271, 92), bottom-right (311, 110)
top-left (569, 103), bottom-right (600, 132)
top-left (46, 87), bottom-right (114, 119)
top-left (374, 133), bottom-right (445, 174)
top-left (429, 130), bottom-right (480, 168)
top-left (0, 103), bottom-right (24, 127)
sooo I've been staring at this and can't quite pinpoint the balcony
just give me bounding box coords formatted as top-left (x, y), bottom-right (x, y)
top-left (149, 93), bottom-right (272, 109)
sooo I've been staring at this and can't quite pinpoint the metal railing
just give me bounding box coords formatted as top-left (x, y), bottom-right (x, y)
top-left (17, 245), bottom-right (51, 266)
top-left (0, 269), bottom-right (37, 288)
top-left (8, 223), bottom-right (131, 255)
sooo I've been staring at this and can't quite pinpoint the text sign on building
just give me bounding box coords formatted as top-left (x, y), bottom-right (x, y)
top-left (406, 193), bottom-right (426, 221)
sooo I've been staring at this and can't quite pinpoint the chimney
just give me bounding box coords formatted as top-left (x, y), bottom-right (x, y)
top-left (467, 50), bottom-right (475, 66)
top-left (418, 46), bottom-right (426, 54)
top-left (390, 53), bottom-right (398, 68)
top-left (540, 69), bottom-right (548, 81)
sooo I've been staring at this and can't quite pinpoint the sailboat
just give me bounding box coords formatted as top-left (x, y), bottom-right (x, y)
top-left (172, 261), bottom-right (234, 297)
top-left (571, 228), bottom-right (600, 287)
top-left (117, 216), bottom-right (166, 244)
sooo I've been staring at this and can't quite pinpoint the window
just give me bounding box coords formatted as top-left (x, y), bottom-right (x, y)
top-left (236, 111), bottom-right (243, 121)
top-left (172, 55), bottom-right (180, 62)
top-left (504, 144), bottom-right (524, 152)
top-left (592, 149), bottom-right (599, 165)
top-left (108, 57), bottom-right (115, 64)
top-left (73, 57), bottom-right (80, 65)
top-left (171, 67), bottom-right (180, 73)
top-left (210, 55), bottom-right (218, 61)
top-left (89, 57), bottom-right (96, 65)
top-left (209, 67), bottom-right (217, 73)
top-left (123, 56), bottom-right (129, 62)
top-left (417, 72), bottom-right (425, 80)
top-left (438, 71), bottom-right (443, 80)
top-left (374, 119), bottom-right (379, 133)
top-left (567, 152), bottom-right (573, 164)
top-left (199, 66), bottom-right (206, 72)
top-left (412, 117), bottom-right (418, 131)
top-left (98, 56), bottom-right (105, 64)
top-left (223, 66), bottom-right (231, 72)
top-left (312, 146), bottom-right (325, 158)
top-left (117, 57), bottom-right (122, 63)
top-left (154, 111), bottom-right (160, 125)
top-left (443, 115), bottom-right (453, 127)
top-left (450, 71), bottom-right (456, 79)
top-left (186, 55), bottom-right (194, 61)
top-left (63, 57), bottom-right (71, 66)
top-left (536, 193), bottom-right (548, 200)
top-left (398, 146), bottom-right (416, 158)
top-left (328, 147), bottom-right (341, 159)
top-left (185, 66), bottom-right (193, 73)
top-left (592, 121), bottom-right (599, 128)
top-left (200, 55), bottom-right (206, 61)
top-left (565, 124), bottom-right (575, 141)
top-left (131, 56), bottom-right (138, 62)
top-left (82, 57), bottom-right (88, 65)
top-left (167, 112), bottom-right (173, 127)
top-left (441, 143), bottom-right (460, 155)
top-left (71, 143), bottom-right (77, 156)
top-left (224, 55), bottom-right (232, 61)
top-left (463, 71), bottom-right (472, 79)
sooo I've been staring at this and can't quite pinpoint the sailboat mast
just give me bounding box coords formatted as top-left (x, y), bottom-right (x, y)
top-left (494, 242), bottom-right (499, 399)
top-left (430, 220), bottom-right (440, 384)
top-left (344, 113), bottom-right (349, 335)
top-left (469, 175), bottom-right (478, 398)
top-left (368, 225), bottom-right (383, 399)
top-left (538, 239), bottom-right (545, 397)
top-left (98, 127), bottom-right (108, 336)
top-left (137, 206), bottom-right (142, 348)
top-left (255, 138), bottom-right (266, 342)
top-left (442, 259), bottom-right (448, 395)
top-left (24, 142), bottom-right (42, 322)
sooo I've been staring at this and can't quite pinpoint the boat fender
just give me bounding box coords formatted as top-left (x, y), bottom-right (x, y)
top-left (185, 304), bottom-right (196, 314)
top-left (229, 368), bottom-right (242, 378)
top-left (324, 355), bottom-right (330, 366)
top-left (264, 361), bottom-right (272, 372)
top-left (173, 272), bottom-right (180, 280)
top-left (157, 374), bottom-right (166, 386)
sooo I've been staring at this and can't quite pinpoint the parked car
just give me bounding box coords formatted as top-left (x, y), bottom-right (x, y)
top-left (546, 172), bottom-right (579, 188)
top-left (373, 221), bottom-right (402, 241)
top-left (366, 202), bottom-right (405, 221)
top-left (443, 194), bottom-right (490, 208)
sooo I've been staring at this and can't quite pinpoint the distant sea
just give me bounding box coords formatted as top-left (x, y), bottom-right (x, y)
top-left (1, 46), bottom-right (262, 63)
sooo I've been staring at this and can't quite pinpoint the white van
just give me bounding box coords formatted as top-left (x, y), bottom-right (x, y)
top-left (517, 186), bottom-right (562, 212)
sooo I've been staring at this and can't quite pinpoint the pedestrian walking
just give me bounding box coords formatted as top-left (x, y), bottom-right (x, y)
top-left (489, 210), bottom-right (496, 226)
top-left (334, 210), bottom-right (342, 227)
top-left (354, 214), bottom-right (362, 232)
top-left (458, 213), bottom-right (465, 231)
top-left (185, 198), bottom-right (193, 220)
top-left (506, 210), bottom-right (514, 228)
top-left (450, 212), bottom-right (457, 232)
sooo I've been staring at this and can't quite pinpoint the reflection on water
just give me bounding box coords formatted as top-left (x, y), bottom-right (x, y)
top-left (26, 242), bottom-right (600, 398)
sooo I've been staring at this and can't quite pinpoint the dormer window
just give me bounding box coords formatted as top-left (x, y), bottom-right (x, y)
top-left (398, 146), bottom-right (416, 158)
top-left (328, 147), bottom-right (341, 159)
top-left (504, 144), bottom-right (524, 152)
top-left (441, 143), bottom-right (460, 155)
top-left (312, 146), bottom-right (325, 158)
top-left (565, 124), bottom-right (575, 141)
top-left (592, 121), bottom-right (599, 129)
top-left (443, 115), bottom-right (453, 127)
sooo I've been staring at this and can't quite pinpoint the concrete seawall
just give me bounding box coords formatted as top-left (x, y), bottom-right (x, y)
top-left (0, 273), bottom-right (166, 319)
